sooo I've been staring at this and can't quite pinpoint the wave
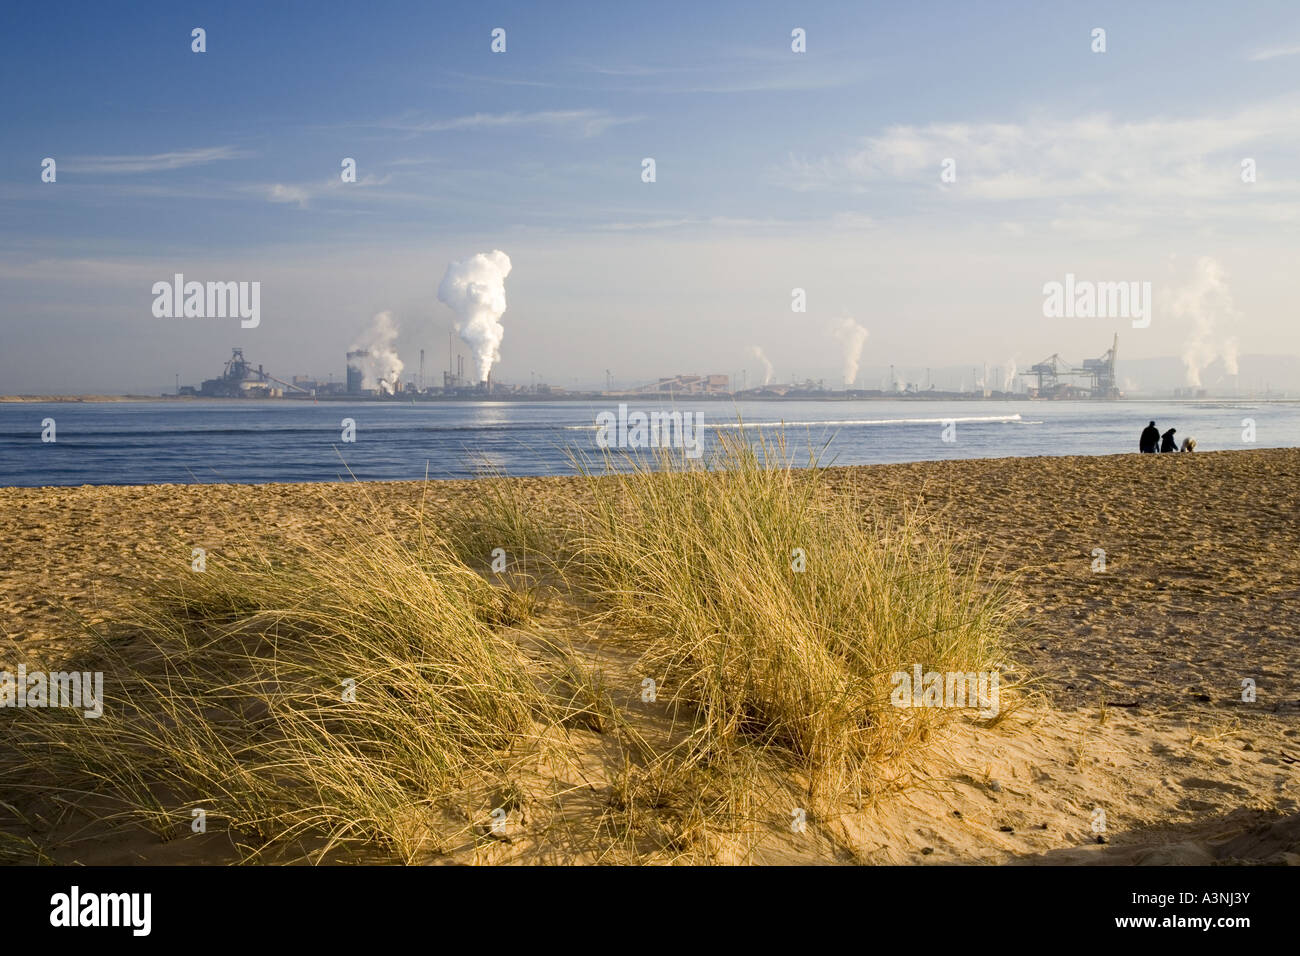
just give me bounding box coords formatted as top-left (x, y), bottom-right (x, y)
top-left (562, 414), bottom-right (1025, 431)
top-left (0, 415), bottom-right (1033, 443)
top-left (0, 423), bottom-right (546, 440)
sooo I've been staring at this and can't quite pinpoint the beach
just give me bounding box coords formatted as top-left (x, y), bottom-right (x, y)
top-left (1, 448), bottom-right (1297, 864)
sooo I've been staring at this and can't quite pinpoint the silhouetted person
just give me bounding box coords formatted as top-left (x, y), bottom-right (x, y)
top-left (1139, 421), bottom-right (1160, 453)
top-left (1160, 428), bottom-right (1178, 453)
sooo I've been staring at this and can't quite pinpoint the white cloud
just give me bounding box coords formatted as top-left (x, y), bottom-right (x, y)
top-left (1249, 43), bottom-right (1300, 61)
top-left (248, 173), bottom-right (396, 209)
top-left (266, 183), bottom-right (311, 208)
top-left (65, 146), bottom-right (250, 174)
top-left (600, 216), bottom-right (776, 231)
top-left (777, 101), bottom-right (1300, 215)
top-left (366, 109), bottom-right (638, 137)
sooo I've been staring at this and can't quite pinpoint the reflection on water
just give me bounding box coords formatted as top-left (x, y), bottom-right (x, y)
top-left (1, 399), bottom-right (1297, 486)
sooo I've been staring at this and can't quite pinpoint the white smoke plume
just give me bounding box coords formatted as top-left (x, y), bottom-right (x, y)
top-left (831, 318), bottom-right (869, 386)
top-left (749, 345), bottom-right (774, 386)
top-left (437, 250), bottom-right (513, 382)
top-left (349, 310), bottom-right (404, 393)
top-left (1170, 257), bottom-right (1239, 387)
top-left (1222, 337), bottom-right (1240, 377)
top-left (1003, 358), bottom-right (1018, 391)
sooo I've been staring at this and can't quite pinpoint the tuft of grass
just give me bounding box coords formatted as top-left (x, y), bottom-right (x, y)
top-left (0, 509), bottom-right (564, 863)
top-left (563, 429), bottom-right (1020, 803)
top-left (442, 470), bottom-right (565, 581)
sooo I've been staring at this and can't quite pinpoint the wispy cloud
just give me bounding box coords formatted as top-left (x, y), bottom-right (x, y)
top-left (643, 70), bottom-right (862, 94)
top-left (244, 173), bottom-right (396, 209)
top-left (264, 183), bottom-right (312, 208)
top-left (600, 216), bottom-right (776, 231)
top-left (596, 213), bottom-right (876, 233)
top-left (1249, 42), bottom-right (1300, 61)
top-left (573, 61), bottom-right (863, 94)
top-left (384, 156), bottom-right (444, 167)
top-left (64, 146), bottom-right (250, 174)
top-left (568, 45), bottom-right (865, 94)
top-left (776, 100), bottom-right (1300, 213)
top-left (436, 57), bottom-right (862, 95)
top-left (571, 60), bottom-right (717, 78)
top-left (360, 109), bottom-right (638, 137)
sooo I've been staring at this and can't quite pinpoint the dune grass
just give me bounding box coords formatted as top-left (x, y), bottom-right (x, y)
top-left (0, 510), bottom-right (561, 863)
top-left (563, 430), bottom-right (1020, 803)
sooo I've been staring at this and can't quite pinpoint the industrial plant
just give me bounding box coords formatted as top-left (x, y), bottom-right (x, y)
top-left (181, 349), bottom-right (312, 398)
top-left (175, 336), bottom-right (1128, 402)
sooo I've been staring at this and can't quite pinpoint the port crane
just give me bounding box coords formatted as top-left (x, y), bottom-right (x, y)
top-left (1023, 334), bottom-right (1119, 399)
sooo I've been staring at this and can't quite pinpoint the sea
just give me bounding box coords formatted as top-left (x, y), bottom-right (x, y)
top-left (1, 398), bottom-right (1297, 487)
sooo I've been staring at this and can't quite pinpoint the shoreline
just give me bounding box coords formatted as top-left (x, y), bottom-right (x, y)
top-left (2, 445), bottom-right (1297, 492)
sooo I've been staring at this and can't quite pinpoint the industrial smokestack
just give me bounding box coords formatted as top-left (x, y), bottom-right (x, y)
top-left (346, 349), bottom-right (369, 394)
top-left (437, 250), bottom-right (513, 383)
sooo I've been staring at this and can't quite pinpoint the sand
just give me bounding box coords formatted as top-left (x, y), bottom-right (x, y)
top-left (1, 448), bottom-right (1297, 864)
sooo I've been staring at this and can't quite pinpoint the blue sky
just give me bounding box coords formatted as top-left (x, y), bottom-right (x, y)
top-left (2, 0), bottom-right (1299, 392)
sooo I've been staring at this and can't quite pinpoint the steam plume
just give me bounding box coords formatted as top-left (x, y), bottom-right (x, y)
top-left (1222, 338), bottom-right (1240, 377)
top-left (1171, 257), bottom-right (1239, 387)
top-left (437, 250), bottom-right (513, 382)
top-left (1003, 358), bottom-right (1018, 391)
top-left (749, 345), bottom-right (774, 386)
top-left (349, 311), bottom-right (404, 393)
top-left (831, 318), bottom-right (869, 386)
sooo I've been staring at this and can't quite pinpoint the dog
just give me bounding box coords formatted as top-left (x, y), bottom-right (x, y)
top-left (1180, 437), bottom-right (1197, 452)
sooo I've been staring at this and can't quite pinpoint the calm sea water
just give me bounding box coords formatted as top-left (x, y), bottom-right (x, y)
top-left (1, 399), bottom-right (1297, 487)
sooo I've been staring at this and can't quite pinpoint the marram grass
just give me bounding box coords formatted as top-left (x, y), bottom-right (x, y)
top-left (0, 516), bottom-right (555, 863)
top-left (565, 429), bottom-right (1020, 803)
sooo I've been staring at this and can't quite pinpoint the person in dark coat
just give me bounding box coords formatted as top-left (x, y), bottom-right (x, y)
top-left (1160, 428), bottom-right (1179, 453)
top-left (1139, 421), bottom-right (1160, 453)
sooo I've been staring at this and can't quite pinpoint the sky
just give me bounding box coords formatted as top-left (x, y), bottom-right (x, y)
top-left (2, 0), bottom-right (1298, 393)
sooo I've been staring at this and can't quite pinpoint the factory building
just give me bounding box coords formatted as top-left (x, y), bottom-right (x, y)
top-left (199, 349), bottom-right (276, 397)
top-left (192, 348), bottom-right (312, 398)
top-left (345, 350), bottom-right (368, 394)
top-left (634, 373), bottom-right (730, 395)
